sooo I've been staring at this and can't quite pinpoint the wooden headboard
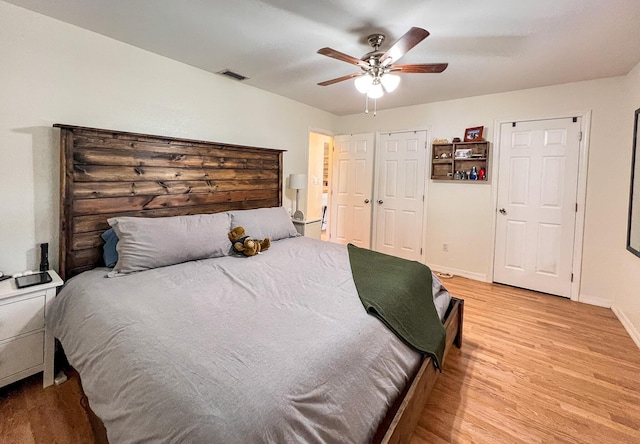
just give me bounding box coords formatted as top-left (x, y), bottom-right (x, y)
top-left (57, 124), bottom-right (284, 280)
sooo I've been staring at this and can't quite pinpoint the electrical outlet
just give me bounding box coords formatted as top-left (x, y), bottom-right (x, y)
top-left (442, 243), bottom-right (449, 252)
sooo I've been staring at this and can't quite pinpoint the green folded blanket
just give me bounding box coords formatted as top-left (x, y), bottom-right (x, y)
top-left (347, 244), bottom-right (446, 369)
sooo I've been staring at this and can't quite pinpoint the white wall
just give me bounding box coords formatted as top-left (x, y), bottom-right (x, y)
top-left (612, 60), bottom-right (640, 347)
top-left (334, 75), bottom-right (640, 336)
top-left (0, 1), bottom-right (335, 274)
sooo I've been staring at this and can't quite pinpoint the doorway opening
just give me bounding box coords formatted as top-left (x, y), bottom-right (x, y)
top-left (308, 131), bottom-right (333, 240)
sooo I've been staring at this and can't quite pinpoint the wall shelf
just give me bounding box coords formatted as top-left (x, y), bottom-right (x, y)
top-left (431, 141), bottom-right (490, 182)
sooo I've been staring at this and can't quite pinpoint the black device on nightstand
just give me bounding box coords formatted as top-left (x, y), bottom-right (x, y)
top-left (40, 242), bottom-right (49, 272)
top-left (15, 271), bottom-right (52, 289)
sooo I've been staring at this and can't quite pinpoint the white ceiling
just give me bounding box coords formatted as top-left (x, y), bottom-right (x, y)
top-left (6, 0), bottom-right (640, 115)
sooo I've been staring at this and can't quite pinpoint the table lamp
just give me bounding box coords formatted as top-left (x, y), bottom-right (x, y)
top-left (289, 173), bottom-right (307, 221)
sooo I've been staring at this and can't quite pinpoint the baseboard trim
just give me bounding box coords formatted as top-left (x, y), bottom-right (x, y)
top-left (426, 264), bottom-right (488, 283)
top-left (577, 293), bottom-right (612, 308)
top-left (612, 305), bottom-right (640, 350)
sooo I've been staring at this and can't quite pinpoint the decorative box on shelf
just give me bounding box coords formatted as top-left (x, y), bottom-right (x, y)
top-left (0, 270), bottom-right (63, 389)
top-left (431, 141), bottom-right (490, 182)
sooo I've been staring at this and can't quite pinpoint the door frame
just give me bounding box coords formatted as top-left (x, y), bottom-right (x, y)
top-left (372, 127), bottom-right (431, 263)
top-left (489, 111), bottom-right (591, 302)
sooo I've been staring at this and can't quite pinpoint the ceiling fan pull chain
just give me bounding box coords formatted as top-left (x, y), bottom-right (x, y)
top-left (365, 95), bottom-right (369, 114)
top-left (374, 98), bottom-right (377, 116)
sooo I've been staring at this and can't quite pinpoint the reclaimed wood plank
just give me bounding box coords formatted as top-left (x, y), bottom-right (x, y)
top-left (71, 134), bottom-right (279, 157)
top-left (72, 165), bottom-right (279, 182)
top-left (73, 147), bottom-right (279, 169)
top-left (73, 189), bottom-right (278, 215)
top-left (72, 179), bottom-right (278, 199)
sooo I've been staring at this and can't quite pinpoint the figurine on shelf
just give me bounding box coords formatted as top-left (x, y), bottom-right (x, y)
top-left (479, 167), bottom-right (486, 180)
top-left (452, 137), bottom-right (461, 143)
top-left (470, 166), bottom-right (478, 180)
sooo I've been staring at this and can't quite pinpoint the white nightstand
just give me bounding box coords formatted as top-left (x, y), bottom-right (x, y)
top-left (292, 218), bottom-right (322, 239)
top-left (0, 270), bottom-right (63, 389)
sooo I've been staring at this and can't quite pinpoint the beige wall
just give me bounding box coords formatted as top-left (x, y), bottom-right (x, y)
top-left (334, 74), bottom-right (640, 343)
top-left (0, 2), bottom-right (334, 273)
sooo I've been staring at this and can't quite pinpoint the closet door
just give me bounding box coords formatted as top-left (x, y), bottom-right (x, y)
top-left (329, 133), bottom-right (374, 247)
top-left (374, 131), bottom-right (427, 261)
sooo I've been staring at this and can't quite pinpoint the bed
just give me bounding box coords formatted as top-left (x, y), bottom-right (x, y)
top-left (51, 125), bottom-right (463, 443)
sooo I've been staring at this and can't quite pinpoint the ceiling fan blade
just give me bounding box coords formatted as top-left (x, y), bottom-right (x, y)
top-left (317, 72), bottom-right (362, 86)
top-left (380, 27), bottom-right (430, 66)
top-left (393, 63), bottom-right (448, 73)
top-left (318, 47), bottom-right (369, 68)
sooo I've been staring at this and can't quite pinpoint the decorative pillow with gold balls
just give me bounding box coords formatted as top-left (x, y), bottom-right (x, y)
top-left (228, 226), bottom-right (271, 257)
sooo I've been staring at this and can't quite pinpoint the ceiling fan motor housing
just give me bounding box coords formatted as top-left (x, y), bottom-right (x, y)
top-left (367, 33), bottom-right (385, 50)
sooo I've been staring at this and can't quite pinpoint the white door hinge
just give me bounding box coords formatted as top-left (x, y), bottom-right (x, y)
top-left (579, 131), bottom-right (583, 141)
top-left (571, 273), bottom-right (574, 282)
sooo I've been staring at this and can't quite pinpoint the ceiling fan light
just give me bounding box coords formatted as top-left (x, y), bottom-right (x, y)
top-left (354, 75), bottom-right (373, 94)
top-left (381, 74), bottom-right (400, 92)
top-left (367, 82), bottom-right (384, 99)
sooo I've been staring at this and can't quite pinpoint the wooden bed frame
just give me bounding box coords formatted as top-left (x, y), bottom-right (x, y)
top-left (56, 124), bottom-right (463, 444)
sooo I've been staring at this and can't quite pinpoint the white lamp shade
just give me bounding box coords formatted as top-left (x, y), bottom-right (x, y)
top-left (367, 82), bottom-right (384, 99)
top-left (354, 74), bottom-right (373, 94)
top-left (381, 74), bottom-right (400, 93)
top-left (289, 173), bottom-right (307, 190)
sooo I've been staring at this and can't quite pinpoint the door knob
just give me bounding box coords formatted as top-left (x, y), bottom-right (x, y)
top-left (499, 208), bottom-right (507, 215)
top-left (378, 200), bottom-right (384, 204)
top-left (364, 199), bottom-right (370, 204)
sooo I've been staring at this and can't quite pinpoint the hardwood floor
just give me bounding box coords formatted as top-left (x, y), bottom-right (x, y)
top-left (412, 277), bottom-right (640, 443)
top-left (1, 276), bottom-right (638, 443)
top-left (0, 370), bottom-right (93, 444)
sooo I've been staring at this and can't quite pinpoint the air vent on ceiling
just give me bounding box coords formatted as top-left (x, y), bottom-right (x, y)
top-left (217, 69), bottom-right (248, 81)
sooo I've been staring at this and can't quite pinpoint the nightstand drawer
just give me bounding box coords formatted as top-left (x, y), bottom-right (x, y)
top-left (0, 294), bottom-right (45, 341)
top-left (0, 332), bottom-right (44, 380)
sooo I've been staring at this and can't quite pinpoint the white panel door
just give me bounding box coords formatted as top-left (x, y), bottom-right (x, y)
top-left (329, 133), bottom-right (374, 247)
top-left (494, 118), bottom-right (581, 297)
top-left (374, 131), bottom-right (427, 261)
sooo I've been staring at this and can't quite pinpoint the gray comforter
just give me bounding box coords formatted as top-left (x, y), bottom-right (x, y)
top-left (48, 236), bottom-right (450, 443)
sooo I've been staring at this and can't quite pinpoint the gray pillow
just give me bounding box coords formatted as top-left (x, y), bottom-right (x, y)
top-left (108, 213), bottom-right (231, 275)
top-left (230, 206), bottom-right (298, 241)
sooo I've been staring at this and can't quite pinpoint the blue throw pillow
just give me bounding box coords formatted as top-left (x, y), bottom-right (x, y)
top-left (101, 228), bottom-right (119, 268)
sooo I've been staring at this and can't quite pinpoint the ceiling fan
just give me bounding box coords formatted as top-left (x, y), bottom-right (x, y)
top-left (317, 27), bottom-right (447, 111)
